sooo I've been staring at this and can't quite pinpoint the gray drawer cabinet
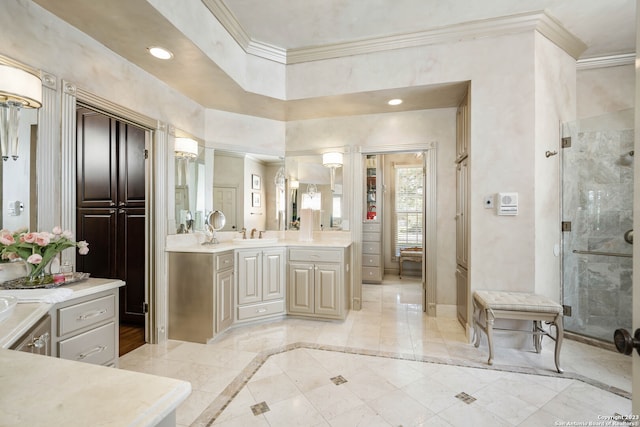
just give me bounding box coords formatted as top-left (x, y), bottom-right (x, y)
top-left (362, 222), bottom-right (382, 283)
top-left (288, 247), bottom-right (350, 320)
top-left (50, 289), bottom-right (119, 367)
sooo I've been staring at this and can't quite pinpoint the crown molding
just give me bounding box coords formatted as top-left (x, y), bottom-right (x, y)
top-left (201, 2), bottom-right (587, 64)
top-left (576, 53), bottom-right (635, 70)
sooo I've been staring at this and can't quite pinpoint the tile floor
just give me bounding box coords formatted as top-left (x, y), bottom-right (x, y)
top-left (118, 276), bottom-right (633, 427)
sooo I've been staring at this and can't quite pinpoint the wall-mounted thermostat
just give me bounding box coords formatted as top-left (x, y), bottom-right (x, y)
top-left (497, 192), bottom-right (518, 216)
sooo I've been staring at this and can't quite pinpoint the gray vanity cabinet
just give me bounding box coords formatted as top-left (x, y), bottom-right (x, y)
top-left (51, 289), bottom-right (119, 367)
top-left (168, 250), bottom-right (234, 343)
top-left (235, 247), bottom-right (286, 322)
top-left (215, 252), bottom-right (234, 334)
top-left (288, 247), bottom-right (349, 320)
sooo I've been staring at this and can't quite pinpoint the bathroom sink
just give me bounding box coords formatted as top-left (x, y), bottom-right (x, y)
top-left (232, 238), bottom-right (279, 245)
top-left (0, 296), bottom-right (17, 323)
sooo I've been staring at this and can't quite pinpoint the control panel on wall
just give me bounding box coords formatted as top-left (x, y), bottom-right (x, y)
top-left (7, 200), bottom-right (23, 216)
top-left (496, 192), bottom-right (518, 216)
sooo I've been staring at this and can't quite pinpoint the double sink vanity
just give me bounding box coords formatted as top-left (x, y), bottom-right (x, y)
top-left (167, 231), bottom-right (352, 343)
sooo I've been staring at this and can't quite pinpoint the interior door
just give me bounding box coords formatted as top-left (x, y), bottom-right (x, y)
top-left (214, 186), bottom-right (237, 231)
top-left (76, 106), bottom-right (147, 326)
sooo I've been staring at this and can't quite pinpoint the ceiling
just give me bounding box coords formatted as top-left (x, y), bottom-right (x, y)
top-left (32, 0), bottom-right (636, 121)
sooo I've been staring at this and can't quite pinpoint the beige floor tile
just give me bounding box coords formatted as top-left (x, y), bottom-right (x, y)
top-left (119, 281), bottom-right (631, 426)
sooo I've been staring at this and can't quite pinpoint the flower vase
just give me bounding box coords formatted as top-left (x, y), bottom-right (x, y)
top-left (27, 260), bottom-right (55, 286)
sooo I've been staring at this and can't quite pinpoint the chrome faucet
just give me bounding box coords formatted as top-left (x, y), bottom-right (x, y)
top-left (250, 228), bottom-right (257, 239)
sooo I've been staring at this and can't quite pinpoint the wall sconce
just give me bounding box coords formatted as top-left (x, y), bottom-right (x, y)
top-left (174, 137), bottom-right (198, 159)
top-left (0, 64), bottom-right (42, 161)
top-left (322, 152), bottom-right (343, 191)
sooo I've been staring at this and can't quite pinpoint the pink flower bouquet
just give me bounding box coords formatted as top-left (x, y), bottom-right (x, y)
top-left (0, 226), bottom-right (89, 282)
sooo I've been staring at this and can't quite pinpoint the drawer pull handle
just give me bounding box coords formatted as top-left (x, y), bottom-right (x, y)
top-left (257, 308), bottom-right (267, 313)
top-left (77, 309), bottom-right (108, 321)
top-left (78, 345), bottom-right (107, 360)
top-left (27, 332), bottom-right (50, 349)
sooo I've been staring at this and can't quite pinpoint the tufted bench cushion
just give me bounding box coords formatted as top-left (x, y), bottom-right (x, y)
top-left (472, 290), bottom-right (564, 373)
top-left (473, 290), bottom-right (563, 314)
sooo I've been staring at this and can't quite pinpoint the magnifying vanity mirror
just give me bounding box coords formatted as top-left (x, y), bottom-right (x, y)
top-left (203, 210), bottom-right (225, 245)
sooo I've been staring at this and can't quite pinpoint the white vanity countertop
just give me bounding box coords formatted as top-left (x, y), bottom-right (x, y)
top-left (0, 349), bottom-right (191, 426)
top-left (0, 277), bottom-right (124, 349)
top-left (166, 231), bottom-right (352, 253)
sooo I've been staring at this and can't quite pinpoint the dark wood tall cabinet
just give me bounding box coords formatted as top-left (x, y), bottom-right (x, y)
top-left (76, 107), bottom-right (147, 326)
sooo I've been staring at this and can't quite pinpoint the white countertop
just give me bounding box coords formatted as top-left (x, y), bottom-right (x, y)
top-left (0, 277), bottom-right (124, 349)
top-left (0, 349), bottom-right (191, 426)
top-left (166, 231), bottom-right (352, 253)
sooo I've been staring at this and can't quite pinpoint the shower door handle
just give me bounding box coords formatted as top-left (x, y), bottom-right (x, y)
top-left (614, 328), bottom-right (640, 355)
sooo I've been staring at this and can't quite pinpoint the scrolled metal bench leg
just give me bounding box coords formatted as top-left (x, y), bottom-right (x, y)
top-left (486, 309), bottom-right (495, 365)
top-left (533, 320), bottom-right (542, 353)
top-left (553, 315), bottom-right (564, 373)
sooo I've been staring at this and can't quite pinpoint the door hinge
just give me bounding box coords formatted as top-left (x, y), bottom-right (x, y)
top-left (562, 305), bottom-right (572, 317)
top-left (561, 137), bottom-right (571, 148)
top-left (144, 149), bottom-right (149, 159)
top-left (143, 302), bottom-right (149, 314)
top-left (561, 221), bottom-right (572, 232)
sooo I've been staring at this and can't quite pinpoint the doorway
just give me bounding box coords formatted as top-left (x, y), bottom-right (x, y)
top-left (76, 105), bottom-right (148, 354)
top-left (561, 108), bottom-right (634, 343)
top-left (358, 147), bottom-right (436, 314)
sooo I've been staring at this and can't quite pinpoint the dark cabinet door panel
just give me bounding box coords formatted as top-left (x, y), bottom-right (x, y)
top-left (118, 124), bottom-right (146, 208)
top-left (118, 208), bottom-right (146, 324)
top-left (76, 209), bottom-right (118, 279)
top-left (76, 108), bottom-right (117, 207)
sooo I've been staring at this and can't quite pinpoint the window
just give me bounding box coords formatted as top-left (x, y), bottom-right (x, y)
top-left (394, 165), bottom-right (423, 257)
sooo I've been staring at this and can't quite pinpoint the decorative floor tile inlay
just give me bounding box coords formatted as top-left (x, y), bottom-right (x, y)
top-left (250, 401), bottom-right (270, 416)
top-left (455, 392), bottom-right (476, 404)
top-left (330, 375), bottom-right (348, 385)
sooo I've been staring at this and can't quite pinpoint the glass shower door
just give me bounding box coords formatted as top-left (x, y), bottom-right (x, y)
top-left (561, 109), bottom-right (634, 342)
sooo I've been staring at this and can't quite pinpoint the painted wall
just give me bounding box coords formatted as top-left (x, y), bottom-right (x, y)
top-left (533, 34), bottom-right (577, 300)
top-left (577, 64), bottom-right (635, 120)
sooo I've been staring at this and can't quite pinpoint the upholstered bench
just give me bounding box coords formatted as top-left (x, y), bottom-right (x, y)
top-left (472, 290), bottom-right (564, 373)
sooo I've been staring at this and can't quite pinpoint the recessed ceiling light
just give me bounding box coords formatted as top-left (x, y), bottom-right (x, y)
top-left (388, 98), bottom-right (403, 106)
top-left (148, 46), bottom-right (173, 60)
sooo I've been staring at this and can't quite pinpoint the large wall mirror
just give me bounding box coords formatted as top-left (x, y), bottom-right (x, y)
top-left (285, 151), bottom-right (345, 231)
top-left (173, 145), bottom-right (284, 235)
top-left (1, 107), bottom-right (38, 232)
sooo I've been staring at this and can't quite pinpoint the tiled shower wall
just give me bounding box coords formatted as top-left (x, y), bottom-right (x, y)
top-left (562, 110), bottom-right (634, 342)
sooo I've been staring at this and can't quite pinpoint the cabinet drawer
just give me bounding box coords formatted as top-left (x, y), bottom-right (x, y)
top-left (362, 243), bottom-right (381, 255)
top-left (362, 232), bottom-right (380, 242)
top-left (216, 252), bottom-right (234, 271)
top-left (289, 248), bottom-right (342, 263)
top-left (362, 254), bottom-right (380, 267)
top-left (58, 295), bottom-right (115, 336)
top-left (58, 322), bottom-right (115, 365)
top-left (362, 223), bottom-right (381, 232)
top-left (237, 300), bottom-right (284, 321)
top-left (362, 267), bottom-right (382, 280)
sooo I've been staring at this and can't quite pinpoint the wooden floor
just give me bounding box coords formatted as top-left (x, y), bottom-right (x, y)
top-left (119, 323), bottom-right (145, 357)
